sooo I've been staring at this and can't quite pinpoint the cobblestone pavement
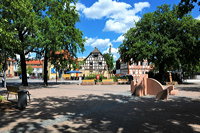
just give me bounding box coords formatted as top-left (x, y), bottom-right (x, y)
top-left (0, 83), bottom-right (200, 133)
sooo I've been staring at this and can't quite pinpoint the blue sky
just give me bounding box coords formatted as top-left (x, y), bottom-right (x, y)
top-left (75, 0), bottom-right (199, 60)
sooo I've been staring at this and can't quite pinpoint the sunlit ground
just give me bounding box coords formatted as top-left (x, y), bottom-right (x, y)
top-left (0, 83), bottom-right (200, 133)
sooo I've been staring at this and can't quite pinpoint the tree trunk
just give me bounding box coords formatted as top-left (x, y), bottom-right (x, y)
top-left (20, 53), bottom-right (28, 86)
top-left (43, 50), bottom-right (48, 86)
top-left (158, 63), bottom-right (165, 84)
top-left (56, 69), bottom-right (58, 83)
top-left (2, 52), bottom-right (7, 88)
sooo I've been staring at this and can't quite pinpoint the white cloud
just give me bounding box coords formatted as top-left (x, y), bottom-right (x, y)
top-left (103, 47), bottom-right (118, 54)
top-left (82, 0), bottom-right (131, 19)
top-left (195, 15), bottom-right (200, 20)
top-left (76, 3), bottom-right (86, 11)
top-left (133, 2), bottom-right (151, 14)
top-left (78, 0), bottom-right (150, 33)
top-left (113, 35), bottom-right (124, 43)
top-left (103, 47), bottom-right (119, 60)
top-left (85, 37), bottom-right (112, 48)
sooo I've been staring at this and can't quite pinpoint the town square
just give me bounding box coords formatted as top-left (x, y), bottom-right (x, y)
top-left (0, 0), bottom-right (200, 132)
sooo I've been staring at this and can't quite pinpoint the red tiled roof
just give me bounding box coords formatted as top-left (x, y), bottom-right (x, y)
top-left (32, 66), bottom-right (43, 68)
top-left (26, 60), bottom-right (43, 65)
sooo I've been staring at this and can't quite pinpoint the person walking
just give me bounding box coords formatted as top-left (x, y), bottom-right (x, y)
top-left (2, 77), bottom-right (5, 87)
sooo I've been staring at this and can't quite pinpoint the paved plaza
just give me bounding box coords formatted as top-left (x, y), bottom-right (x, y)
top-left (0, 82), bottom-right (200, 133)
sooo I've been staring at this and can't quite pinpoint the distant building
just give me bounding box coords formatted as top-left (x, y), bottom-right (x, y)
top-left (48, 50), bottom-right (78, 79)
top-left (6, 58), bottom-right (15, 77)
top-left (13, 61), bottom-right (19, 76)
top-left (116, 59), bottom-right (152, 78)
top-left (26, 60), bottom-right (43, 78)
top-left (80, 47), bottom-right (109, 77)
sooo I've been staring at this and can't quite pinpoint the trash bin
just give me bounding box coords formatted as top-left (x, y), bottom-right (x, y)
top-left (17, 90), bottom-right (28, 110)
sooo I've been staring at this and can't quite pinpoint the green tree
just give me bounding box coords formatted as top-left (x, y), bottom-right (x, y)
top-left (0, 64), bottom-right (2, 72)
top-left (17, 67), bottom-right (22, 75)
top-left (27, 66), bottom-right (34, 75)
top-left (17, 65), bottom-right (33, 75)
top-left (178, 0), bottom-right (200, 17)
top-left (0, 0), bottom-right (40, 86)
top-left (1, 0), bottom-right (85, 86)
top-left (119, 4), bottom-right (200, 82)
top-left (0, 17), bottom-right (17, 87)
top-left (103, 53), bottom-right (114, 73)
top-left (37, 0), bottom-right (85, 86)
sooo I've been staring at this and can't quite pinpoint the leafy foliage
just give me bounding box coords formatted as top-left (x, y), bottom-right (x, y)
top-left (103, 53), bottom-right (114, 72)
top-left (0, 64), bottom-right (2, 72)
top-left (84, 74), bottom-right (106, 82)
top-left (0, 95), bottom-right (5, 102)
top-left (0, 0), bottom-right (85, 86)
top-left (27, 66), bottom-right (34, 75)
top-left (178, 0), bottom-right (200, 17)
top-left (0, 0), bottom-right (42, 86)
top-left (17, 67), bottom-right (22, 75)
top-left (36, 0), bottom-right (85, 85)
top-left (119, 4), bottom-right (200, 81)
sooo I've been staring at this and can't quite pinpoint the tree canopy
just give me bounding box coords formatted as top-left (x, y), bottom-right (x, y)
top-left (0, 0), bottom-right (85, 86)
top-left (119, 4), bottom-right (200, 82)
top-left (103, 53), bottom-right (114, 72)
top-left (37, 0), bottom-right (85, 85)
top-left (178, 0), bottom-right (200, 17)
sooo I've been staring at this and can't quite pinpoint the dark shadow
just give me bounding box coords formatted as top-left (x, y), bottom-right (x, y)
top-left (10, 122), bottom-right (52, 133)
top-left (0, 93), bottom-right (200, 132)
top-left (181, 82), bottom-right (196, 85)
top-left (176, 85), bottom-right (200, 92)
top-left (5, 81), bottom-right (75, 90)
top-left (180, 87), bottom-right (200, 92)
top-left (0, 90), bottom-right (7, 95)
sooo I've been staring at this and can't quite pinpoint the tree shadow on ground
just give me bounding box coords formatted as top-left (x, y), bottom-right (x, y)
top-left (5, 82), bottom-right (72, 90)
top-left (177, 85), bottom-right (200, 92)
top-left (180, 87), bottom-right (200, 92)
top-left (0, 94), bottom-right (200, 133)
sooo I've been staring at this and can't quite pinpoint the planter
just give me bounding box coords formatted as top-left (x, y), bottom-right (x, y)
top-left (113, 82), bottom-right (118, 85)
top-left (96, 82), bottom-right (102, 85)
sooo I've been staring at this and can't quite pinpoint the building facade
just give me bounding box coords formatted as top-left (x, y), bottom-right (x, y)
top-left (6, 58), bottom-right (15, 77)
top-left (80, 47), bottom-right (109, 77)
top-left (116, 59), bottom-right (152, 78)
top-left (26, 60), bottom-right (43, 78)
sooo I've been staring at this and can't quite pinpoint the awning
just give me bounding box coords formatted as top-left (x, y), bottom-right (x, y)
top-left (65, 70), bottom-right (82, 74)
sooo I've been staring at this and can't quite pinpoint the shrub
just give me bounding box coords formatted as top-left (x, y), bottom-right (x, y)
top-left (0, 95), bottom-right (5, 102)
top-left (111, 76), bottom-right (118, 82)
top-left (84, 74), bottom-right (96, 80)
top-left (85, 74), bottom-right (107, 82)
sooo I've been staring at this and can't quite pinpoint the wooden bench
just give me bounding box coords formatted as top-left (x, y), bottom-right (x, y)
top-left (102, 79), bottom-right (114, 85)
top-left (7, 86), bottom-right (31, 102)
top-left (81, 79), bottom-right (95, 85)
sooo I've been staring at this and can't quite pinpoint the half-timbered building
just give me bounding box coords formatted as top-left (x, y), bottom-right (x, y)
top-left (80, 47), bottom-right (109, 76)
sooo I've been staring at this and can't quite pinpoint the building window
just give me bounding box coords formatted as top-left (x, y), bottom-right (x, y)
top-left (143, 62), bottom-right (147, 66)
top-left (93, 54), bottom-right (98, 58)
top-left (99, 62), bottom-right (102, 65)
top-left (90, 62), bottom-right (93, 66)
